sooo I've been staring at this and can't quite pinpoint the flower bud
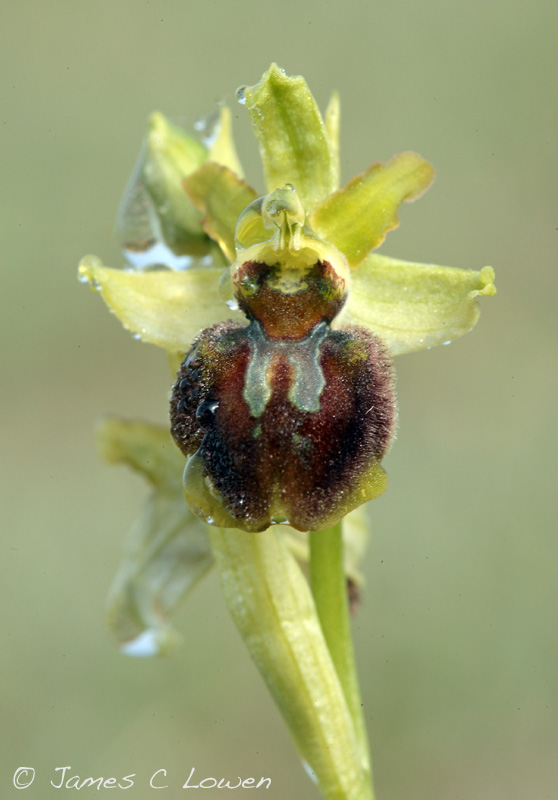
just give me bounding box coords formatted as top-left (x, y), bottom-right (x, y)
top-left (117, 113), bottom-right (209, 268)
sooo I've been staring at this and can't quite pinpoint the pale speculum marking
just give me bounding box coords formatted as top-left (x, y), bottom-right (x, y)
top-left (243, 320), bottom-right (328, 418)
top-left (170, 186), bottom-right (397, 531)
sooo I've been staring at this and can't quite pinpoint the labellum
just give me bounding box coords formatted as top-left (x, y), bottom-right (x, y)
top-left (170, 185), bottom-right (396, 532)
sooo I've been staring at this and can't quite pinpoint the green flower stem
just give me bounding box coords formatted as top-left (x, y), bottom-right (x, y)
top-left (309, 523), bottom-right (373, 792)
top-left (209, 526), bottom-right (373, 800)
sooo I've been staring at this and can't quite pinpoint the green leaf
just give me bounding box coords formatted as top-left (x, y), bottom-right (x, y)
top-left (184, 163), bottom-right (258, 261)
top-left (340, 253), bottom-right (496, 355)
top-left (99, 419), bottom-right (213, 656)
top-left (78, 256), bottom-right (246, 352)
top-left (310, 152), bottom-right (435, 267)
top-left (238, 64), bottom-right (338, 210)
top-left (209, 526), bottom-right (373, 800)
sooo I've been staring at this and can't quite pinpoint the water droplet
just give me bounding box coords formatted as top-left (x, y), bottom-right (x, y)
top-left (195, 399), bottom-right (219, 421)
top-left (78, 265), bottom-right (102, 291)
top-left (301, 762), bottom-right (318, 785)
top-left (120, 629), bottom-right (161, 657)
top-left (183, 452), bottom-right (241, 530)
top-left (116, 146), bottom-right (202, 272)
top-left (123, 241), bottom-right (195, 271)
top-left (193, 108), bottom-right (223, 149)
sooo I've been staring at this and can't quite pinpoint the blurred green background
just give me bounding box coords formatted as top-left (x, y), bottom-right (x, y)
top-left (1, 1), bottom-right (556, 798)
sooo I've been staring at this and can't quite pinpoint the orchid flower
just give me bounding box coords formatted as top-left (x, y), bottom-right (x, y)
top-left (80, 65), bottom-right (495, 800)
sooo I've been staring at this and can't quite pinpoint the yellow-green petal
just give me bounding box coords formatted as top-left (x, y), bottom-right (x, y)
top-left (209, 527), bottom-right (373, 800)
top-left (325, 90), bottom-right (341, 187)
top-left (99, 419), bottom-right (213, 656)
top-left (310, 152), bottom-right (435, 267)
top-left (205, 105), bottom-right (244, 178)
top-left (184, 163), bottom-right (258, 262)
top-left (78, 256), bottom-right (246, 351)
top-left (339, 253), bottom-right (496, 355)
top-left (238, 64), bottom-right (338, 210)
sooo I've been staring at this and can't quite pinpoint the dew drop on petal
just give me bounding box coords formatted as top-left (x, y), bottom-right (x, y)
top-left (193, 108), bottom-right (222, 150)
top-left (123, 240), bottom-right (195, 271)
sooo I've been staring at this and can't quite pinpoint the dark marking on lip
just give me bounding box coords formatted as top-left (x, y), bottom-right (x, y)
top-left (170, 320), bottom-right (396, 532)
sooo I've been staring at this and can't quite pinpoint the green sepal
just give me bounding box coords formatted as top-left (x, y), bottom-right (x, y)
top-left (339, 253), bottom-right (496, 355)
top-left (238, 64), bottom-right (339, 210)
top-left (99, 419), bottom-right (213, 656)
top-left (310, 152), bottom-right (435, 267)
top-left (184, 163), bottom-right (258, 262)
top-left (78, 255), bottom-right (246, 352)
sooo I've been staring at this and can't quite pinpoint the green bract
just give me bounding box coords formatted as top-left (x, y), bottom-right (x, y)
top-left (80, 64), bottom-right (495, 800)
top-left (101, 417), bottom-right (372, 654)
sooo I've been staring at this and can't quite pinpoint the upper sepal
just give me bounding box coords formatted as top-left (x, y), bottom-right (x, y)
top-left (238, 64), bottom-right (339, 211)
